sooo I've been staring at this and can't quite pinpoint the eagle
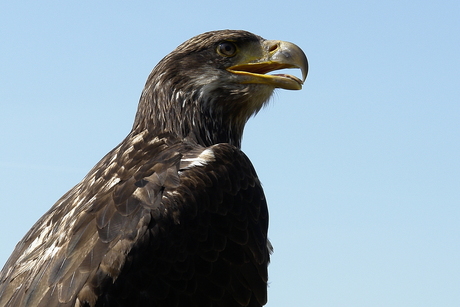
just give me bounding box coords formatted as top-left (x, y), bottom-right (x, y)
top-left (0, 30), bottom-right (308, 307)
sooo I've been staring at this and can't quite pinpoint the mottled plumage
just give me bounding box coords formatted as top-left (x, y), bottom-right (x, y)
top-left (0, 30), bottom-right (307, 306)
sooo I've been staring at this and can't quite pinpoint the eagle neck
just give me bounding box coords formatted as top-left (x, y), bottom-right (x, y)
top-left (132, 83), bottom-right (245, 148)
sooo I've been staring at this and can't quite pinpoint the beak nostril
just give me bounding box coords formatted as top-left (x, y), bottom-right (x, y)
top-left (268, 43), bottom-right (279, 52)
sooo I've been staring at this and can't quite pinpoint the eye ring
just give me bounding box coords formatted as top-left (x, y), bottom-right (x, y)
top-left (217, 41), bottom-right (237, 57)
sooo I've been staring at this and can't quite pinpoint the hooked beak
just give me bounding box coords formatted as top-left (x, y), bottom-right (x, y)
top-left (227, 40), bottom-right (308, 90)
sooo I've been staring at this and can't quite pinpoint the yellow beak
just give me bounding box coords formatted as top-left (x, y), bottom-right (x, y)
top-left (227, 40), bottom-right (308, 90)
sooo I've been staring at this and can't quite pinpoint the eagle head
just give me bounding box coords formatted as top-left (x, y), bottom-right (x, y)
top-left (133, 30), bottom-right (308, 147)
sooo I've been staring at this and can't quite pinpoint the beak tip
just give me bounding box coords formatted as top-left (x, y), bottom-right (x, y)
top-left (276, 40), bottom-right (308, 83)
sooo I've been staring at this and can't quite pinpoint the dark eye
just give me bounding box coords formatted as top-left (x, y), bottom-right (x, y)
top-left (217, 41), bottom-right (237, 57)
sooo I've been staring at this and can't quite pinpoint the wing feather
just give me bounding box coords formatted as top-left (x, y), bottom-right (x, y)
top-left (0, 137), bottom-right (270, 307)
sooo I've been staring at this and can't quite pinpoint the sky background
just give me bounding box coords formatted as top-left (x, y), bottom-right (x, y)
top-left (1, 1), bottom-right (459, 306)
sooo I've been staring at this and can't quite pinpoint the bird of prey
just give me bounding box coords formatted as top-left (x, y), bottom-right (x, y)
top-left (0, 30), bottom-right (308, 307)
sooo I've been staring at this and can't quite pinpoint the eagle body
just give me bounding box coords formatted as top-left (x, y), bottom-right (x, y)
top-left (0, 30), bottom-right (307, 306)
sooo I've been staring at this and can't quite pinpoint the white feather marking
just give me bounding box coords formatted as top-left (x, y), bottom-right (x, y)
top-left (181, 148), bottom-right (215, 169)
top-left (147, 136), bottom-right (160, 145)
top-left (104, 176), bottom-right (121, 190)
top-left (131, 133), bottom-right (145, 145)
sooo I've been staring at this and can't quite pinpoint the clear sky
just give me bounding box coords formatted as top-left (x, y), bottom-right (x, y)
top-left (1, 1), bottom-right (459, 306)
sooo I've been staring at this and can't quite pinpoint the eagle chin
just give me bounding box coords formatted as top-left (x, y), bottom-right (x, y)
top-left (0, 30), bottom-right (307, 307)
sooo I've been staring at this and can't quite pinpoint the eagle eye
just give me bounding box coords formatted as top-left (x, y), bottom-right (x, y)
top-left (217, 41), bottom-right (237, 57)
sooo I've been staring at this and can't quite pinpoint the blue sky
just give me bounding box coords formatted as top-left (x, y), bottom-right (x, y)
top-left (1, 1), bottom-right (459, 306)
